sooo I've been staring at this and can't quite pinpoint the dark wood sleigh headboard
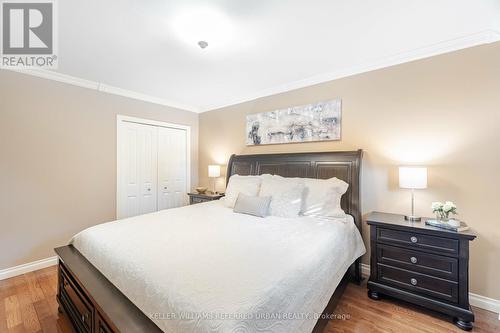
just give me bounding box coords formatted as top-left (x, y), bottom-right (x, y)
top-left (226, 150), bottom-right (364, 281)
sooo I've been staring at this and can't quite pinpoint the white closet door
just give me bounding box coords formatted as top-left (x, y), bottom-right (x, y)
top-left (119, 122), bottom-right (158, 218)
top-left (157, 126), bottom-right (187, 210)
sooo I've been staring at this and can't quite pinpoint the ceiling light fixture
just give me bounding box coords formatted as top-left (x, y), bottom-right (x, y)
top-left (171, 6), bottom-right (233, 49)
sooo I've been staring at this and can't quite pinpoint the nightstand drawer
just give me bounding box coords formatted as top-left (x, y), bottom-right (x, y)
top-left (190, 196), bottom-right (205, 204)
top-left (378, 264), bottom-right (458, 303)
top-left (188, 193), bottom-right (224, 205)
top-left (367, 212), bottom-right (477, 328)
top-left (377, 228), bottom-right (459, 256)
top-left (377, 244), bottom-right (458, 281)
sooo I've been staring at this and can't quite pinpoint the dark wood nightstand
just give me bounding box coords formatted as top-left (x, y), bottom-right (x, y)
top-left (366, 212), bottom-right (476, 331)
top-left (188, 192), bottom-right (224, 205)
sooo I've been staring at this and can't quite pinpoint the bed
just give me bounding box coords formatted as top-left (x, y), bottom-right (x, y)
top-left (55, 150), bottom-right (365, 333)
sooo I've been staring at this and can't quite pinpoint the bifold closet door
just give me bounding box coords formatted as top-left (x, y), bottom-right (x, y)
top-left (157, 126), bottom-right (188, 210)
top-left (119, 122), bottom-right (158, 218)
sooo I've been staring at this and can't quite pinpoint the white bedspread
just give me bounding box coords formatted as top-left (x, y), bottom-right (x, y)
top-left (71, 201), bottom-right (365, 333)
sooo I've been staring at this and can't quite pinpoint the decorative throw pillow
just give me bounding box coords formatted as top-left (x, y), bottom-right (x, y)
top-left (301, 177), bottom-right (349, 218)
top-left (222, 175), bottom-right (262, 208)
top-left (233, 193), bottom-right (271, 217)
top-left (258, 175), bottom-right (305, 218)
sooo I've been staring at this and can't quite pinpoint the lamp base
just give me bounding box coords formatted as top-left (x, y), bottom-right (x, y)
top-left (405, 215), bottom-right (422, 222)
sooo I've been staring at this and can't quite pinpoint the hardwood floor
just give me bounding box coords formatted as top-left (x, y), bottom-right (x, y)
top-left (1, 266), bottom-right (499, 333)
top-left (0, 266), bottom-right (73, 333)
top-left (326, 282), bottom-right (500, 333)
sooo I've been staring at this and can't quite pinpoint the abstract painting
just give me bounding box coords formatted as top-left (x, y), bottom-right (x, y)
top-left (246, 99), bottom-right (341, 145)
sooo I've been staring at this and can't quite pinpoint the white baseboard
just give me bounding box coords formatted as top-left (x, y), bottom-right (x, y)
top-left (0, 256), bottom-right (58, 281)
top-left (469, 293), bottom-right (500, 320)
top-left (361, 263), bottom-right (371, 278)
top-left (360, 263), bottom-right (500, 319)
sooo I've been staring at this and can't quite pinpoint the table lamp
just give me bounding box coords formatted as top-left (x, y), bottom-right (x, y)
top-left (208, 165), bottom-right (221, 194)
top-left (399, 166), bottom-right (427, 221)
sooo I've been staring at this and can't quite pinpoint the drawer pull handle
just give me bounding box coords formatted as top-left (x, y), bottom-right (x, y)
top-left (410, 278), bottom-right (418, 286)
top-left (410, 236), bottom-right (418, 243)
top-left (410, 256), bottom-right (418, 264)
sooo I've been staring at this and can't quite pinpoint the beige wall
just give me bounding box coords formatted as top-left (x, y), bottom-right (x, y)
top-left (0, 70), bottom-right (199, 270)
top-left (1, 43), bottom-right (499, 300)
top-left (199, 42), bottom-right (500, 299)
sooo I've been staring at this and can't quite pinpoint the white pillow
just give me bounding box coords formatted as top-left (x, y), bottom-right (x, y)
top-left (258, 175), bottom-right (305, 218)
top-left (301, 177), bottom-right (349, 218)
top-left (222, 175), bottom-right (262, 208)
top-left (268, 175), bottom-right (349, 218)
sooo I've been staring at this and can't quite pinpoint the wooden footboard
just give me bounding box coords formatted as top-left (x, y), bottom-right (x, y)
top-left (55, 245), bottom-right (163, 333)
top-left (56, 244), bottom-right (354, 333)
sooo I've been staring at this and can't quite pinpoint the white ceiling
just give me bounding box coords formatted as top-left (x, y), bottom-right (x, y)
top-left (50, 0), bottom-right (500, 112)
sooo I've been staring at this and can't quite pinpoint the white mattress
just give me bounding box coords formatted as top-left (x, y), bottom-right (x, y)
top-left (71, 201), bottom-right (365, 333)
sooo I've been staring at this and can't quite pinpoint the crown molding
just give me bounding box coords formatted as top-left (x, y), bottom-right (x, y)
top-left (3, 68), bottom-right (200, 113)
top-left (97, 83), bottom-right (200, 112)
top-left (7, 68), bottom-right (99, 89)
top-left (3, 30), bottom-right (499, 114)
top-left (199, 30), bottom-right (500, 112)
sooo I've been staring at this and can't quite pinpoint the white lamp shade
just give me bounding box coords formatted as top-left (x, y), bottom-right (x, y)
top-left (208, 165), bottom-right (221, 178)
top-left (399, 167), bottom-right (427, 189)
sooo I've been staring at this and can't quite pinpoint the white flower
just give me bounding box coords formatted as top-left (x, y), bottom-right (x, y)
top-left (443, 201), bottom-right (456, 212)
top-left (431, 202), bottom-right (443, 210)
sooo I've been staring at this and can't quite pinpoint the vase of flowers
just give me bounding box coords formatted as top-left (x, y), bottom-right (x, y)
top-left (431, 201), bottom-right (458, 224)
